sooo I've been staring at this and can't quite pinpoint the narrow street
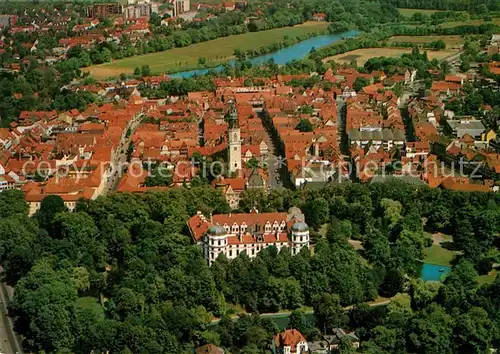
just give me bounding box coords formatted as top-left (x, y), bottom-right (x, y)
top-left (336, 98), bottom-right (348, 155)
top-left (103, 113), bottom-right (143, 195)
top-left (265, 140), bottom-right (285, 190)
top-left (258, 111), bottom-right (285, 190)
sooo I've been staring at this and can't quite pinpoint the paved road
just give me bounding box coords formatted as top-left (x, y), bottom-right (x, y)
top-left (336, 98), bottom-right (349, 156)
top-left (103, 113), bottom-right (144, 194)
top-left (265, 144), bottom-right (285, 190)
top-left (0, 268), bottom-right (23, 354)
top-left (259, 112), bottom-right (284, 190)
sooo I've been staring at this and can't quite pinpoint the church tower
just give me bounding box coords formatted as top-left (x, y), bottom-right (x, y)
top-left (228, 104), bottom-right (242, 175)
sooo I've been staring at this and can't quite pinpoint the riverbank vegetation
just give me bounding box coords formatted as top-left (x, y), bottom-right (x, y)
top-left (0, 180), bottom-right (498, 353)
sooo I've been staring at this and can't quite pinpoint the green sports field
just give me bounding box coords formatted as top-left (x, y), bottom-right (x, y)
top-left (86, 22), bottom-right (329, 79)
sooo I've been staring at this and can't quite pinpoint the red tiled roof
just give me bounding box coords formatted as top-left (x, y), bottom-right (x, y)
top-left (195, 344), bottom-right (224, 354)
top-left (445, 75), bottom-right (464, 83)
top-left (440, 177), bottom-right (490, 192)
top-left (275, 329), bottom-right (307, 351)
top-left (212, 212), bottom-right (287, 226)
top-left (431, 81), bottom-right (461, 92)
top-left (215, 177), bottom-right (246, 191)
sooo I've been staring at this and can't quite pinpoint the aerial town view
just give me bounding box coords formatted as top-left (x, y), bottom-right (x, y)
top-left (0, 0), bottom-right (499, 352)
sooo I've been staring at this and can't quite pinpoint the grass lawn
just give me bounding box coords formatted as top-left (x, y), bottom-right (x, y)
top-left (386, 35), bottom-right (464, 49)
top-left (423, 245), bottom-right (457, 267)
top-left (86, 22), bottom-right (329, 79)
top-left (319, 223), bottom-right (328, 237)
top-left (75, 296), bottom-right (105, 321)
top-left (398, 8), bottom-right (443, 17)
top-left (477, 270), bottom-right (498, 285)
top-left (323, 47), bottom-right (458, 66)
top-left (225, 303), bottom-right (245, 315)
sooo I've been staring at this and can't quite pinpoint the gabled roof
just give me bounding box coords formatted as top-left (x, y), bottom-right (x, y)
top-left (196, 344), bottom-right (224, 354)
top-left (275, 329), bottom-right (307, 351)
top-left (440, 177), bottom-right (490, 192)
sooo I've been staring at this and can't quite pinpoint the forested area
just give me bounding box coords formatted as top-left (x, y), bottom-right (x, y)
top-left (0, 67), bottom-right (97, 127)
top-left (0, 181), bottom-right (499, 353)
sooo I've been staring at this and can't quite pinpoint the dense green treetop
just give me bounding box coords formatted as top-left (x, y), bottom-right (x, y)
top-left (0, 182), bottom-right (498, 353)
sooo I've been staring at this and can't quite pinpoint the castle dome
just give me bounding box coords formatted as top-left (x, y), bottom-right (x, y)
top-left (291, 222), bottom-right (309, 232)
top-left (209, 225), bottom-right (227, 236)
top-left (288, 206), bottom-right (302, 215)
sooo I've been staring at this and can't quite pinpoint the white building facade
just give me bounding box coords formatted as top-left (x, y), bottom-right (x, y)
top-left (188, 208), bottom-right (310, 265)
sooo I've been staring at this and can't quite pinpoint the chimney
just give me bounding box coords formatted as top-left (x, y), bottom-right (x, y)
top-left (209, 212), bottom-right (213, 223)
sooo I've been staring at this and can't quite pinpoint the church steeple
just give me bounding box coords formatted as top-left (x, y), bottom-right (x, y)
top-left (228, 104), bottom-right (239, 129)
top-left (227, 104), bottom-right (242, 175)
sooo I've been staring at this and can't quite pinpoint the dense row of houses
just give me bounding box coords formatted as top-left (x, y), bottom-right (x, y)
top-left (0, 30), bottom-right (499, 251)
top-left (2, 58), bottom-right (498, 217)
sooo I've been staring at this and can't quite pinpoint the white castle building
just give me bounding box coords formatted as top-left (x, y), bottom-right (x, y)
top-left (188, 207), bottom-right (310, 265)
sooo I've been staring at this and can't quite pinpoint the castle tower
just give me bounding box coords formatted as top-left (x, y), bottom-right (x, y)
top-left (290, 222), bottom-right (310, 256)
top-left (205, 225), bottom-right (228, 265)
top-left (228, 105), bottom-right (242, 175)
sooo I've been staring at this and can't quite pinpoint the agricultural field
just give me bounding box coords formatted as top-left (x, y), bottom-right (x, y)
top-left (386, 35), bottom-right (465, 49)
top-left (322, 47), bottom-right (459, 66)
top-left (398, 8), bottom-right (442, 17)
top-left (85, 22), bottom-right (329, 79)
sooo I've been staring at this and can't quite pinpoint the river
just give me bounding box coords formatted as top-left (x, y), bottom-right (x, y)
top-left (169, 29), bottom-right (360, 79)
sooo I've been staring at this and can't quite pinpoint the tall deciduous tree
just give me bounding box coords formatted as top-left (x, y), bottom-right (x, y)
top-left (312, 293), bottom-right (347, 334)
top-left (0, 190), bottom-right (28, 217)
top-left (35, 195), bottom-right (67, 231)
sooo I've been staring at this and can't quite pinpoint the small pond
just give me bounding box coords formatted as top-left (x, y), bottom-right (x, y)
top-left (420, 263), bottom-right (451, 282)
